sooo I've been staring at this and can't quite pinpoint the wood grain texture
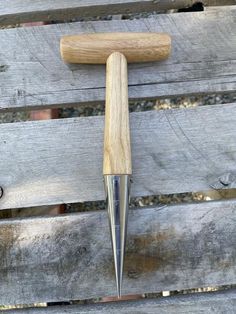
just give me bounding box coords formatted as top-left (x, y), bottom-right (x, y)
top-left (0, 199), bottom-right (235, 304)
top-left (104, 52), bottom-right (131, 175)
top-left (1, 103), bottom-right (236, 209)
top-left (0, 1), bottom-right (235, 26)
top-left (60, 33), bottom-right (171, 64)
top-left (3, 289), bottom-right (236, 313)
top-left (0, 8), bottom-right (236, 111)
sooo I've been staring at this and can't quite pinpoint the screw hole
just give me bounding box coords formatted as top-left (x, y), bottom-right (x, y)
top-left (0, 187), bottom-right (3, 199)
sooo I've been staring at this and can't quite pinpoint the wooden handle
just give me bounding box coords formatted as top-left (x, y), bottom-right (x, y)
top-left (60, 32), bottom-right (171, 64)
top-left (103, 52), bottom-right (132, 175)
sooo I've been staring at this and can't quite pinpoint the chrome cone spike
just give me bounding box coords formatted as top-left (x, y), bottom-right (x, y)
top-left (104, 175), bottom-right (131, 297)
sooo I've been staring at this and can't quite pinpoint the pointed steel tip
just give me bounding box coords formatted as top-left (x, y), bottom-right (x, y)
top-left (117, 286), bottom-right (121, 298)
top-left (104, 175), bottom-right (130, 302)
top-left (115, 251), bottom-right (122, 298)
top-left (116, 276), bottom-right (122, 298)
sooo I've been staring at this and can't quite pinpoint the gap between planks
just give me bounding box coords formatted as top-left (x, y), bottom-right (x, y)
top-left (0, 1), bottom-right (235, 25)
top-left (2, 289), bottom-right (236, 313)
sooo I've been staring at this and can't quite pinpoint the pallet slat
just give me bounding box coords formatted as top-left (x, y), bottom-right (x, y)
top-left (3, 289), bottom-right (236, 313)
top-left (0, 1), bottom-right (235, 25)
top-left (0, 199), bottom-right (235, 305)
top-left (1, 103), bottom-right (236, 209)
top-left (0, 8), bottom-right (235, 111)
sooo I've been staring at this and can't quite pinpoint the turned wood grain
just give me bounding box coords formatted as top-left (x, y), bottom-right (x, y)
top-left (60, 33), bottom-right (171, 64)
top-left (103, 52), bottom-right (131, 175)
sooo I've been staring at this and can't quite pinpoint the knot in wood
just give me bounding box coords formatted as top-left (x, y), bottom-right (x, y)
top-left (128, 269), bottom-right (139, 279)
top-left (209, 172), bottom-right (236, 189)
top-left (219, 173), bottom-right (235, 186)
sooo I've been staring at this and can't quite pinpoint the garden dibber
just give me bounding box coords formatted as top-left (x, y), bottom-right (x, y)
top-left (60, 32), bottom-right (171, 297)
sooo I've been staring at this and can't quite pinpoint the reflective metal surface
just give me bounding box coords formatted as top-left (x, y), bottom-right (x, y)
top-left (104, 175), bottom-right (131, 297)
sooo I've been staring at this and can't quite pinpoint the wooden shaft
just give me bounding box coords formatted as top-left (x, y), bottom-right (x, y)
top-left (103, 52), bottom-right (132, 175)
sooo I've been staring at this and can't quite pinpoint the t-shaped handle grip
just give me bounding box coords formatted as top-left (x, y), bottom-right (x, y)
top-left (60, 32), bottom-right (171, 174)
top-left (60, 32), bottom-right (171, 64)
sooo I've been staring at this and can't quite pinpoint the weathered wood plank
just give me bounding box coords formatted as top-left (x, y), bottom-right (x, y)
top-left (0, 1), bottom-right (235, 25)
top-left (3, 289), bottom-right (236, 313)
top-left (1, 103), bottom-right (236, 209)
top-left (0, 199), bottom-right (235, 305)
top-left (0, 8), bottom-right (235, 111)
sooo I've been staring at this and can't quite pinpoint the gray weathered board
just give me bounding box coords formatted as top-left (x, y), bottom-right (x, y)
top-left (0, 199), bottom-right (235, 305)
top-left (0, 8), bottom-right (235, 111)
top-left (0, 0), bottom-right (234, 25)
top-left (3, 289), bottom-right (236, 313)
top-left (1, 103), bottom-right (236, 210)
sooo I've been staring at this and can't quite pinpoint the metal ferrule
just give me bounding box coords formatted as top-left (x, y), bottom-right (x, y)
top-left (104, 174), bottom-right (131, 297)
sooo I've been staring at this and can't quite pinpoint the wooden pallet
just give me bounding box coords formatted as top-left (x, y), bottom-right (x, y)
top-left (0, 1), bottom-right (235, 312)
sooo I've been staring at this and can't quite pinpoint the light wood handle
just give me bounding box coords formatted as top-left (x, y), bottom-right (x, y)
top-left (60, 32), bottom-right (171, 64)
top-left (103, 52), bottom-right (132, 175)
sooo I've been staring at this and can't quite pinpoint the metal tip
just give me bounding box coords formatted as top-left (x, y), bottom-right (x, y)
top-left (114, 247), bottom-right (122, 298)
top-left (104, 175), bottom-right (130, 298)
top-left (118, 290), bottom-right (121, 299)
top-left (117, 275), bottom-right (122, 298)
